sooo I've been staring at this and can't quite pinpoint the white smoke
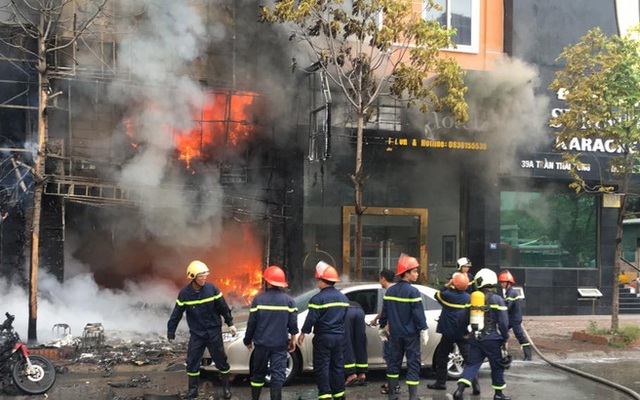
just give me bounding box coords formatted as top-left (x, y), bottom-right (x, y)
top-left (107, 0), bottom-right (225, 248)
top-left (0, 270), bottom-right (180, 343)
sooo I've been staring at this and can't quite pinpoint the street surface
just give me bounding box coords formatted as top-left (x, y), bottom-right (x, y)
top-left (2, 356), bottom-right (636, 400)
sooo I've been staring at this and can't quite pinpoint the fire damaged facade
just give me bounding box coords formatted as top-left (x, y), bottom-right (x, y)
top-left (0, 0), bottom-right (636, 317)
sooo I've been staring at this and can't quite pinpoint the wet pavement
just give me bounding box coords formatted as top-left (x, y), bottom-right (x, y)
top-left (4, 315), bottom-right (640, 399)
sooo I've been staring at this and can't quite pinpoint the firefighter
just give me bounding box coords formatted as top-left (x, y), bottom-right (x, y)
top-left (344, 301), bottom-right (368, 387)
top-left (379, 254), bottom-right (429, 400)
top-left (498, 270), bottom-right (532, 361)
top-left (298, 262), bottom-right (350, 400)
top-left (369, 269), bottom-right (400, 395)
top-left (428, 272), bottom-right (476, 392)
top-left (457, 257), bottom-right (476, 293)
top-left (167, 260), bottom-right (236, 400)
top-left (244, 266), bottom-right (298, 400)
top-left (453, 268), bottom-right (510, 400)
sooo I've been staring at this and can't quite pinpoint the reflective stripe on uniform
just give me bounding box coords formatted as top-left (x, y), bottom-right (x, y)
top-left (383, 295), bottom-right (422, 303)
top-left (176, 292), bottom-right (222, 306)
top-left (308, 302), bottom-right (350, 309)
top-left (249, 305), bottom-right (298, 312)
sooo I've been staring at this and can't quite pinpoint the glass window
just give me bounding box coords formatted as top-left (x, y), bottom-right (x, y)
top-left (423, 0), bottom-right (478, 53)
top-left (500, 190), bottom-right (597, 269)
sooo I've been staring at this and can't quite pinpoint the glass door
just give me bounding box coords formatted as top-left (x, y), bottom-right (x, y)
top-left (341, 207), bottom-right (428, 282)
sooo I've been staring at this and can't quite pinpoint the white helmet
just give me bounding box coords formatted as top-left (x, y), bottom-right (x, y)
top-left (475, 268), bottom-right (498, 289)
top-left (457, 257), bottom-right (471, 270)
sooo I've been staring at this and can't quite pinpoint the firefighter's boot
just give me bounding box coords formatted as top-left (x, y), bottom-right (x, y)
top-left (453, 382), bottom-right (466, 400)
top-left (472, 378), bottom-right (481, 395)
top-left (493, 391), bottom-right (512, 400)
top-left (221, 374), bottom-right (232, 399)
top-left (408, 384), bottom-right (419, 400)
top-left (251, 385), bottom-right (262, 400)
top-left (270, 385), bottom-right (282, 400)
top-left (523, 344), bottom-right (533, 361)
top-left (388, 378), bottom-right (399, 400)
top-left (182, 376), bottom-right (199, 399)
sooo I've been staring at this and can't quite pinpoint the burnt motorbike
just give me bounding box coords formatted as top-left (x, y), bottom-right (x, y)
top-left (0, 312), bottom-right (56, 395)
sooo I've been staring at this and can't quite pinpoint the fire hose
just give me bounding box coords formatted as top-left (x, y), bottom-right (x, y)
top-left (522, 325), bottom-right (640, 400)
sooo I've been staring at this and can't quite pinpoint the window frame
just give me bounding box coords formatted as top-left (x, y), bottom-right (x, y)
top-left (423, 0), bottom-right (480, 54)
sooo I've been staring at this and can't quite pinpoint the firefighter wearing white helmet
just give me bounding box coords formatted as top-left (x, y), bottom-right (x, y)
top-left (167, 260), bottom-right (236, 399)
top-left (456, 257), bottom-right (476, 293)
top-left (453, 268), bottom-right (511, 400)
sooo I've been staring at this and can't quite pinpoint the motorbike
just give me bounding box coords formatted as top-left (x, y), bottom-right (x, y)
top-left (0, 312), bottom-right (56, 395)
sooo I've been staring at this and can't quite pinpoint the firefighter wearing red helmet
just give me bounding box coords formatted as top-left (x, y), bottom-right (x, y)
top-left (244, 266), bottom-right (298, 400)
top-left (428, 272), bottom-right (476, 392)
top-left (167, 260), bottom-right (235, 399)
top-left (379, 254), bottom-right (428, 400)
top-left (298, 261), bottom-right (350, 400)
top-left (498, 270), bottom-right (532, 361)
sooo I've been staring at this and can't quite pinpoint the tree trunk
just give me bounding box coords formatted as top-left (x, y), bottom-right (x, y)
top-left (353, 114), bottom-right (365, 279)
top-left (611, 172), bottom-right (629, 331)
top-left (28, 30), bottom-right (49, 344)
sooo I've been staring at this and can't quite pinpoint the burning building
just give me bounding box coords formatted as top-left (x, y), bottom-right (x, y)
top-left (0, 0), bottom-right (636, 324)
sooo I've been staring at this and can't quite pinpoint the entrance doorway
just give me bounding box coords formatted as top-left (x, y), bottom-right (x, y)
top-left (341, 207), bottom-right (428, 282)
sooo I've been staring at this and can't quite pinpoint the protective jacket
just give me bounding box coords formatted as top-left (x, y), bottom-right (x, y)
top-left (435, 284), bottom-right (470, 340)
top-left (167, 281), bottom-right (233, 338)
top-left (380, 280), bottom-right (427, 337)
top-left (502, 286), bottom-right (523, 326)
top-left (301, 286), bottom-right (349, 335)
top-left (244, 287), bottom-right (299, 349)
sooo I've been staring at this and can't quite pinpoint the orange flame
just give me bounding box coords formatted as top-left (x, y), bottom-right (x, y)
top-left (124, 90), bottom-right (260, 169)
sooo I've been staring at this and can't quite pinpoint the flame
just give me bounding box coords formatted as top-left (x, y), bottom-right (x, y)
top-left (124, 90), bottom-right (260, 169)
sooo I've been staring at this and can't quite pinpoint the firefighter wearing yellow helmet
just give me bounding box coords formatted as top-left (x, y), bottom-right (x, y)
top-left (453, 268), bottom-right (510, 400)
top-left (167, 260), bottom-right (236, 399)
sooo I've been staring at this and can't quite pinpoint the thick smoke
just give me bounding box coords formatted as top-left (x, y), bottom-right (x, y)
top-left (0, 269), bottom-right (178, 342)
top-left (107, 0), bottom-right (225, 250)
top-left (465, 57), bottom-right (550, 152)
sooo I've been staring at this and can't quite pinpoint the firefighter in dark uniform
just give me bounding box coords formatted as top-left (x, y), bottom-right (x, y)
top-left (457, 257), bottom-right (476, 293)
top-left (167, 260), bottom-right (236, 399)
top-left (379, 254), bottom-right (429, 400)
top-left (453, 268), bottom-right (510, 400)
top-left (298, 261), bottom-right (349, 400)
top-left (344, 301), bottom-right (368, 386)
top-left (244, 265), bottom-right (298, 400)
top-left (498, 270), bottom-right (532, 361)
top-left (428, 272), bottom-right (475, 392)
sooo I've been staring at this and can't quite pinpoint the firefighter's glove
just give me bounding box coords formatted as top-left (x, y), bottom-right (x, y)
top-left (167, 333), bottom-right (175, 341)
top-left (421, 329), bottom-right (430, 346)
top-left (378, 328), bottom-right (389, 342)
top-left (229, 325), bottom-right (237, 336)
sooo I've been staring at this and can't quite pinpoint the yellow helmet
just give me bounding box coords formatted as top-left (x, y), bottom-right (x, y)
top-left (186, 260), bottom-right (210, 280)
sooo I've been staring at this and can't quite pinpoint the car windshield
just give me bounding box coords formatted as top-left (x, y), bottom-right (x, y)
top-left (294, 288), bottom-right (320, 313)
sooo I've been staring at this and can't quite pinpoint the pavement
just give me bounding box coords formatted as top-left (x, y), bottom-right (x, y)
top-left (521, 314), bottom-right (640, 360)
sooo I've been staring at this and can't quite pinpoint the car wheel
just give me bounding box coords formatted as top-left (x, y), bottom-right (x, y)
top-left (265, 349), bottom-right (301, 386)
top-left (447, 343), bottom-right (464, 379)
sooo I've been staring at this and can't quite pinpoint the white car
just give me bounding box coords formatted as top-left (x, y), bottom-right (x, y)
top-left (202, 282), bottom-right (464, 385)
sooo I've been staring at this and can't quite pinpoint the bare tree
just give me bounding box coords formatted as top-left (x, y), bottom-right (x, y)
top-left (0, 0), bottom-right (108, 343)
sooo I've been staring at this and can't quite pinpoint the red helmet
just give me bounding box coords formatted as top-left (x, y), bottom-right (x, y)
top-left (451, 272), bottom-right (470, 291)
top-left (263, 265), bottom-right (288, 288)
top-left (396, 254), bottom-right (419, 276)
top-left (498, 270), bottom-right (515, 285)
top-left (315, 261), bottom-right (341, 282)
